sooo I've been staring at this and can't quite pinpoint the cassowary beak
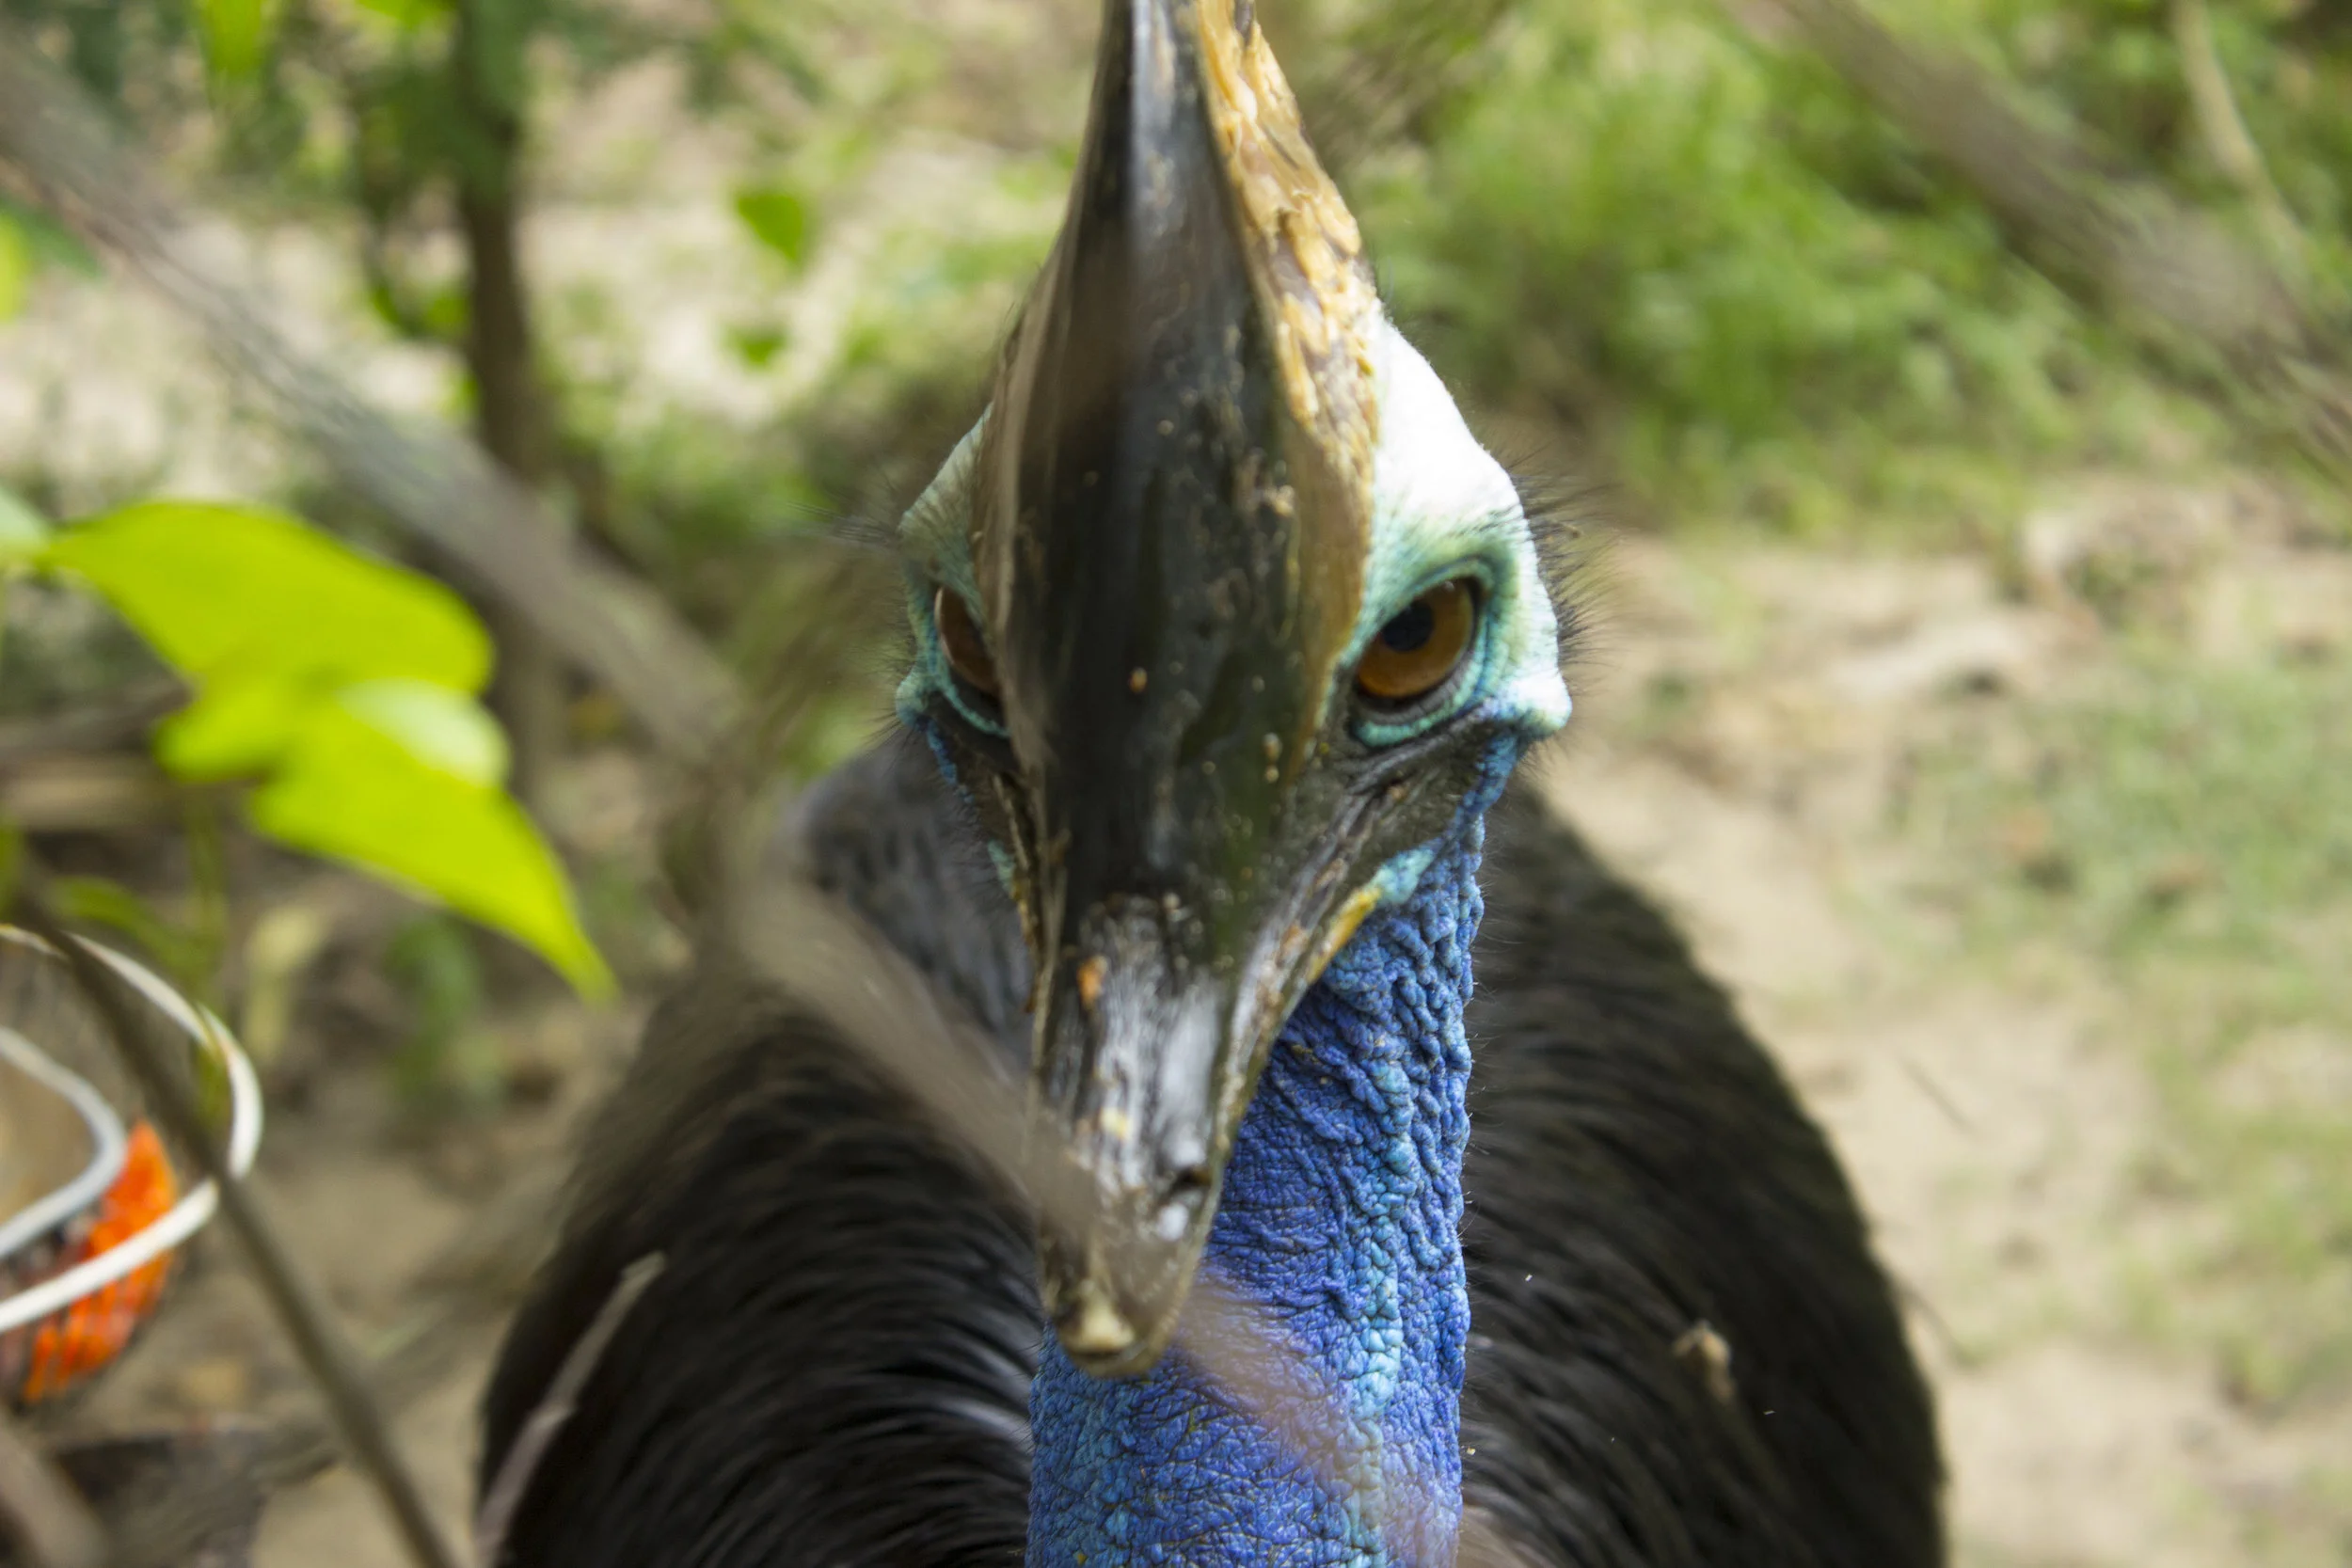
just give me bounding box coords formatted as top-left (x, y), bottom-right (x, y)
top-left (969, 0), bottom-right (1384, 1375)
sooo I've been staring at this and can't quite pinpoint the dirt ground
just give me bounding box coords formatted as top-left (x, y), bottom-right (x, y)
top-left (1538, 515), bottom-right (2352, 1568)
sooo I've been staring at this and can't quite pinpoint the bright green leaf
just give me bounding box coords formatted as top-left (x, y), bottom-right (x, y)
top-left (728, 324), bottom-right (788, 369)
top-left (154, 670), bottom-right (322, 781)
top-left (196, 0), bottom-right (278, 78)
top-left (342, 0), bottom-right (449, 24)
top-left (339, 679), bottom-right (509, 787)
top-left (46, 502), bottom-right (491, 692)
top-left (0, 217), bottom-right (27, 325)
top-left (0, 201), bottom-right (97, 281)
top-left (734, 187), bottom-right (812, 268)
top-left (249, 704), bottom-right (611, 997)
top-left (0, 822), bottom-right (21, 917)
top-left (0, 483), bottom-right (50, 562)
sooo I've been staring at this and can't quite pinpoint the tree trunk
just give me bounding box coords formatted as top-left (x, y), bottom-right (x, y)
top-left (451, 0), bottom-right (564, 813)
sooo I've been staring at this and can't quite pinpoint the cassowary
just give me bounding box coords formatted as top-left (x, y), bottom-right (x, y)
top-left (477, 2), bottom-right (1946, 1563)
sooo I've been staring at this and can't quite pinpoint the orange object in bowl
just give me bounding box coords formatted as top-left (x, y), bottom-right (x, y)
top-left (0, 927), bottom-right (265, 1414)
top-left (16, 1123), bottom-right (180, 1405)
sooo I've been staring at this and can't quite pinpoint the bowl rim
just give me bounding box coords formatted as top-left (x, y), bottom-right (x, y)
top-left (0, 927), bottom-right (264, 1338)
top-left (0, 1021), bottom-right (131, 1264)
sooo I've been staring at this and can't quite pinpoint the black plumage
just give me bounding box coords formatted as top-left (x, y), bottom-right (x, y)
top-left (479, 736), bottom-right (1943, 1568)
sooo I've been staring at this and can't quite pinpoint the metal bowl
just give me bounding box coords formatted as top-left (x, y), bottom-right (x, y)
top-left (0, 928), bottom-right (263, 1410)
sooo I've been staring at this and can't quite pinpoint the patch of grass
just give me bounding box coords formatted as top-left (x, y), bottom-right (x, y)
top-left (1349, 0), bottom-right (2352, 535)
top-left (1354, 0), bottom-right (2154, 531)
top-left (1915, 641), bottom-right (2352, 1408)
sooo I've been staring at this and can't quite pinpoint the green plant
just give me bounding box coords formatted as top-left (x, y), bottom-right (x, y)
top-left (384, 910), bottom-right (500, 1107)
top-left (1351, 0), bottom-right (2352, 529)
top-left (7, 493), bottom-right (610, 994)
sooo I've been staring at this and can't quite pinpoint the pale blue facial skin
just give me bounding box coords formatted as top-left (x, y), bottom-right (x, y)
top-left (893, 317), bottom-right (1573, 903)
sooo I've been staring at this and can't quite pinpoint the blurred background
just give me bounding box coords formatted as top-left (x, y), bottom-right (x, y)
top-left (0, 0), bottom-right (2347, 1563)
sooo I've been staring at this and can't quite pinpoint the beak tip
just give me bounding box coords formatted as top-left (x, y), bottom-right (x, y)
top-left (1062, 1284), bottom-right (1142, 1360)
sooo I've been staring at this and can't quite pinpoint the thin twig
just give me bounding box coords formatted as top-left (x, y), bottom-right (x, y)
top-left (9, 861), bottom-right (464, 1568)
top-left (1899, 1054), bottom-right (1973, 1136)
top-left (100, 1163), bottom-right (572, 1568)
top-left (0, 1411), bottom-right (106, 1568)
top-left (472, 1254), bottom-right (665, 1568)
top-left (2171, 0), bottom-right (2307, 277)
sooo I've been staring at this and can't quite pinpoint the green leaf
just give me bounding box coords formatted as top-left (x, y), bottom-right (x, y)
top-left (46, 502), bottom-right (491, 692)
top-left (0, 821), bottom-right (23, 916)
top-left (342, 0), bottom-right (449, 24)
top-left (249, 703), bottom-right (611, 996)
top-left (734, 187), bottom-right (812, 268)
top-left (154, 669), bottom-right (321, 780)
top-left (339, 679), bottom-right (509, 787)
top-left (0, 216), bottom-right (27, 325)
top-left (53, 499), bottom-right (605, 996)
top-left (727, 324), bottom-right (788, 369)
top-left (0, 201), bottom-right (95, 280)
top-left (196, 0), bottom-right (278, 78)
top-left (0, 483), bottom-right (50, 562)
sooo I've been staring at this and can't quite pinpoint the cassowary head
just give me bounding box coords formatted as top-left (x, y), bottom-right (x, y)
top-left (894, 0), bottom-right (1572, 1376)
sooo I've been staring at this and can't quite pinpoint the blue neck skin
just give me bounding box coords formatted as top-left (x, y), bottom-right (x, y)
top-left (1026, 826), bottom-right (1486, 1568)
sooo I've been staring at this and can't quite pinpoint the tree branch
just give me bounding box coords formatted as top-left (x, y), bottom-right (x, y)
top-left (2171, 0), bottom-right (2307, 276)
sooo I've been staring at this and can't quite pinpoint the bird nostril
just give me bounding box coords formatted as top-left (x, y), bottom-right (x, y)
top-left (1152, 1164), bottom-right (1213, 1241)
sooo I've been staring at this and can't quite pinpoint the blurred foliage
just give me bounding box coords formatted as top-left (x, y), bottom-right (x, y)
top-left (37, 500), bottom-right (610, 994)
top-left (10, 0), bottom-right (2352, 546)
top-left (733, 185), bottom-right (812, 269)
top-left (0, 200), bottom-right (92, 328)
top-left (0, 214), bottom-right (26, 322)
top-left (1350, 0), bottom-right (2352, 530)
top-left (384, 910), bottom-right (500, 1108)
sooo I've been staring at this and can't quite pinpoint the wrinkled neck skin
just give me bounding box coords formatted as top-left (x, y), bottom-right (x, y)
top-left (1026, 827), bottom-right (1487, 1568)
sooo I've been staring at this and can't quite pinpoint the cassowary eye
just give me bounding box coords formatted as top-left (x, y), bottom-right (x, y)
top-left (1355, 579), bottom-right (1476, 705)
top-left (935, 586), bottom-right (1001, 701)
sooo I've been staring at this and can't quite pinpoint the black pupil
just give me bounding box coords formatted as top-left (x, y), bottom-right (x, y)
top-left (1379, 597), bottom-right (1437, 655)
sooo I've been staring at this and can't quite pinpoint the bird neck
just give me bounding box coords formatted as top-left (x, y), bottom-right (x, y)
top-left (1027, 827), bottom-right (1484, 1568)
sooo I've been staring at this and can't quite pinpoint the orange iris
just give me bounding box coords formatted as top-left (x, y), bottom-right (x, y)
top-left (1355, 580), bottom-right (1476, 705)
top-left (935, 587), bottom-right (1001, 701)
